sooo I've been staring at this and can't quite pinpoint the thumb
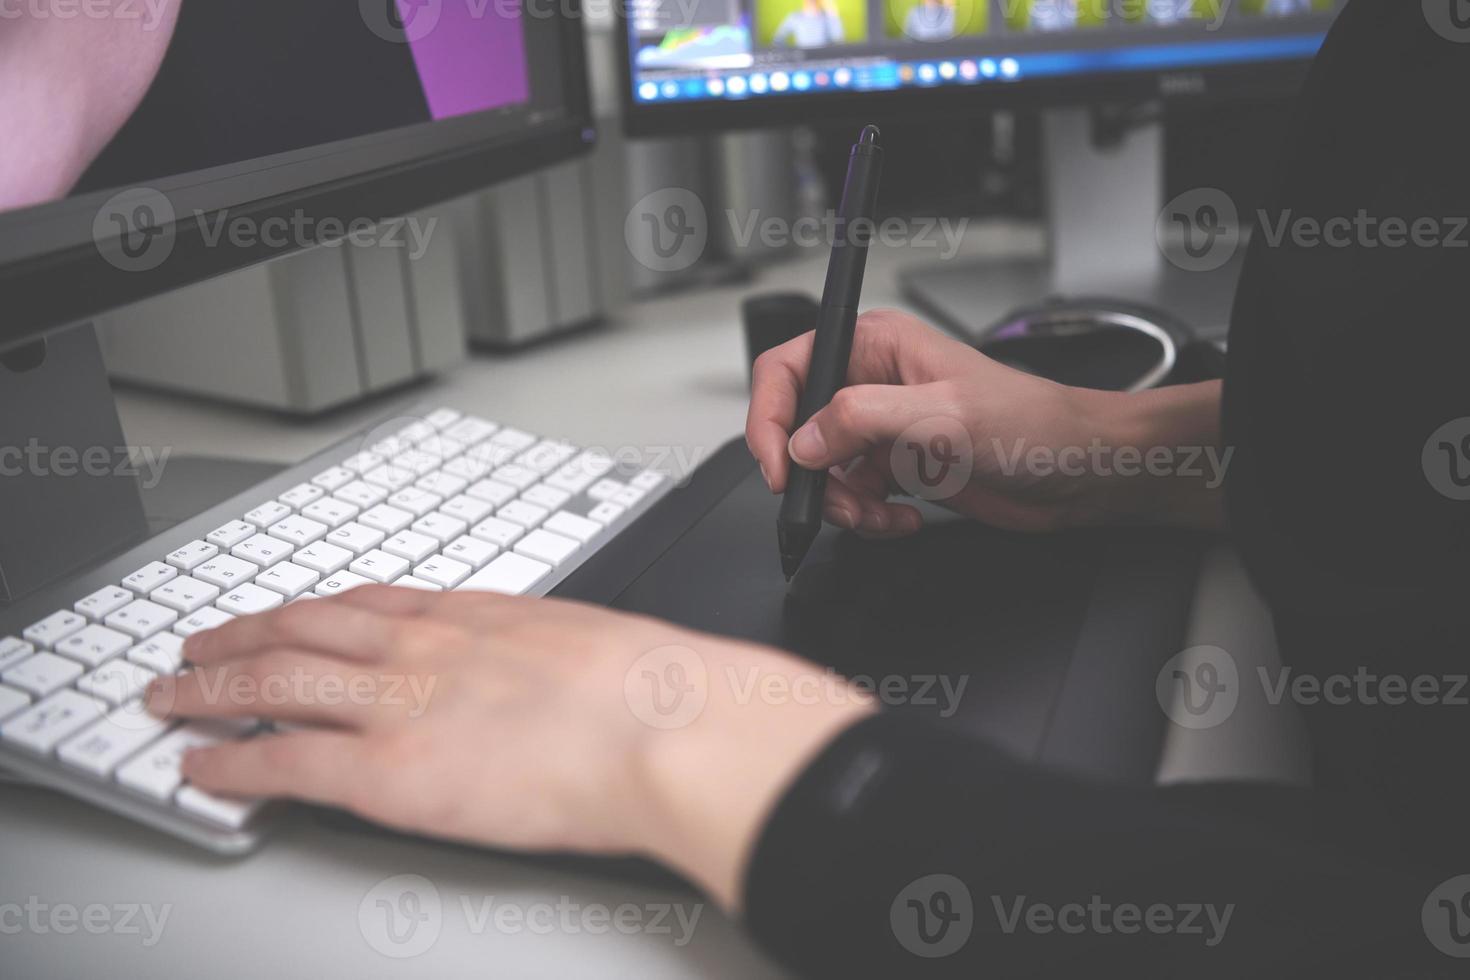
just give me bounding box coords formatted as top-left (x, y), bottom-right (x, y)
top-left (787, 384), bottom-right (942, 470)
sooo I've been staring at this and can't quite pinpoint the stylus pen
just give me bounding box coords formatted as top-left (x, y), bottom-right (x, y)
top-left (778, 124), bottom-right (884, 581)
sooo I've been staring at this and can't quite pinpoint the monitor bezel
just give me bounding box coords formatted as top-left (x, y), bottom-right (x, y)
top-left (615, 8), bottom-right (1320, 138)
top-left (0, 4), bottom-right (595, 351)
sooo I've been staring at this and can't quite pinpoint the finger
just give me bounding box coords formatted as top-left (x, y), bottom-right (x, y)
top-left (788, 383), bottom-right (948, 471)
top-left (332, 582), bottom-right (443, 616)
top-left (181, 730), bottom-right (368, 809)
top-left (184, 595), bottom-right (408, 666)
top-left (151, 651), bottom-right (393, 729)
top-left (825, 473), bottom-right (924, 536)
top-left (746, 332), bottom-right (815, 494)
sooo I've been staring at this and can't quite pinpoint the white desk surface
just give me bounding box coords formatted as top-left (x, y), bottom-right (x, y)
top-left (3, 227), bottom-right (1291, 979)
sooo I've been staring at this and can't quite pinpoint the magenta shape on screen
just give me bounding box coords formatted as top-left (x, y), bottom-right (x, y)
top-left (399, 0), bottom-right (531, 120)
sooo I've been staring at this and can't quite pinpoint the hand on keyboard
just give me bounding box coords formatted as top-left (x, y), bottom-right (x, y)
top-left (147, 583), bottom-right (875, 911)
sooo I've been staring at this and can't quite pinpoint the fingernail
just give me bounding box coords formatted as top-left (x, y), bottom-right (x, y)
top-left (825, 506), bottom-right (856, 529)
top-left (862, 510), bottom-right (889, 532)
top-left (789, 424), bottom-right (827, 466)
top-left (180, 747), bottom-right (207, 776)
top-left (758, 462), bottom-right (772, 491)
top-left (145, 678), bottom-right (174, 715)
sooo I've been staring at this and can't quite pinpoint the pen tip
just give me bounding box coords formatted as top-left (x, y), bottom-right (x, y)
top-left (860, 124), bottom-right (880, 145)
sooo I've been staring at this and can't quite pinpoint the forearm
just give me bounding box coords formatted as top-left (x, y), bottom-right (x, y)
top-left (1066, 380), bottom-right (1227, 530)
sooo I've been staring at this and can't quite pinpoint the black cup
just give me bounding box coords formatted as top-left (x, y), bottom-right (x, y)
top-left (741, 292), bottom-right (820, 384)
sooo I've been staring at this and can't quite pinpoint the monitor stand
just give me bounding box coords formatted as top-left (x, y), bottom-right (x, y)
top-left (900, 106), bottom-right (1244, 346)
top-left (0, 324), bottom-right (151, 605)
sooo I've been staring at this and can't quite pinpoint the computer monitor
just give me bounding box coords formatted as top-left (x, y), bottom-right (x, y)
top-left (0, 0), bottom-right (594, 347)
top-left (0, 1), bottom-right (593, 602)
top-left (616, 0), bottom-right (1344, 342)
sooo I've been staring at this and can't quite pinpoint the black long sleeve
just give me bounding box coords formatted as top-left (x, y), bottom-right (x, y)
top-left (742, 3), bottom-right (1470, 976)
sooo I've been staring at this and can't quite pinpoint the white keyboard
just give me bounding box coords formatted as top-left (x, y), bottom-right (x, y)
top-left (0, 406), bottom-right (671, 852)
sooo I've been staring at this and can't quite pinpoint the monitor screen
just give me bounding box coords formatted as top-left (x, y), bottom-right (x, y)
top-left (0, 0), bottom-right (592, 342)
top-left (622, 0), bottom-right (1343, 129)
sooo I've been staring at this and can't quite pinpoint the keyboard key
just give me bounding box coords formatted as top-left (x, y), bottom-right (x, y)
top-left (412, 512), bottom-right (467, 545)
top-left (55, 624), bottom-right (134, 668)
top-left (326, 521), bottom-right (385, 555)
top-left (491, 464), bottom-right (540, 491)
top-left (232, 534), bottom-right (294, 569)
top-left (206, 520), bottom-right (257, 550)
top-left (4, 652), bottom-right (85, 697)
top-left (279, 482), bottom-right (326, 509)
top-left (194, 554), bottom-right (260, 590)
top-left (105, 600), bottom-right (178, 640)
top-left (311, 466), bottom-right (355, 492)
top-left (444, 416), bottom-right (498, 445)
top-left (128, 633), bottom-right (186, 674)
top-left (335, 480), bottom-right (387, 508)
top-left (587, 501), bottom-right (627, 525)
top-left (426, 407), bottom-right (461, 429)
top-left (116, 724), bottom-right (228, 800)
top-left (613, 486), bottom-right (648, 507)
top-left (415, 435), bottom-right (463, 459)
top-left (543, 511), bottom-right (602, 544)
top-left (387, 486), bottom-right (442, 517)
top-left (547, 453), bottom-right (613, 493)
top-left (632, 470), bottom-right (668, 491)
top-left (464, 479), bottom-right (516, 507)
top-left (460, 553), bottom-right (551, 595)
top-left (217, 583), bottom-right (284, 616)
top-left (488, 427), bottom-right (537, 451)
top-left (59, 703), bottom-right (173, 777)
top-left (517, 440), bottom-right (577, 473)
top-left (514, 529), bottom-right (580, 566)
top-left (382, 530), bottom-right (440, 564)
top-left (316, 570), bottom-right (372, 597)
top-left (0, 689), bottom-right (107, 754)
top-left (75, 586), bottom-right (136, 621)
top-left (255, 562), bottom-right (320, 599)
top-left (441, 455), bottom-right (493, 482)
top-left (417, 471), bottom-right (468, 500)
top-left (469, 516), bottom-right (525, 549)
top-left (392, 450), bottom-right (440, 476)
top-left (172, 607), bottom-right (234, 638)
top-left (339, 451), bottom-right (384, 474)
top-left (244, 501), bottom-right (292, 527)
top-left (363, 464), bottom-right (416, 491)
top-left (397, 420), bottom-right (439, 443)
top-left (413, 556), bottom-right (471, 590)
top-left (150, 576), bottom-right (222, 615)
top-left (0, 684), bottom-right (30, 722)
top-left (79, 659), bottom-right (157, 706)
top-left (166, 540), bottom-right (219, 572)
top-left (497, 500), bottom-right (549, 529)
top-left (394, 576), bottom-right (441, 591)
top-left (293, 541), bottom-right (354, 576)
top-left (349, 550), bottom-right (410, 584)
top-left (522, 484), bottom-right (571, 511)
top-left (24, 610), bottom-right (88, 648)
top-left (0, 637), bottom-right (35, 672)
top-left (439, 494), bottom-right (494, 524)
top-left (301, 497), bottom-right (358, 528)
top-left (268, 514), bottom-right (328, 547)
top-left (122, 561), bottom-right (179, 594)
top-left (176, 785), bottom-right (265, 830)
top-left (370, 434), bottom-right (414, 458)
top-left (359, 503), bottom-right (414, 535)
top-left (465, 442), bottom-right (518, 468)
top-left (588, 479), bottom-right (626, 502)
top-left (443, 535), bottom-right (498, 570)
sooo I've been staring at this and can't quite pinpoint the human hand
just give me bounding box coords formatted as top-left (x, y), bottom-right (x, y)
top-left (148, 586), bottom-right (874, 909)
top-left (746, 308), bottom-right (1227, 535)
